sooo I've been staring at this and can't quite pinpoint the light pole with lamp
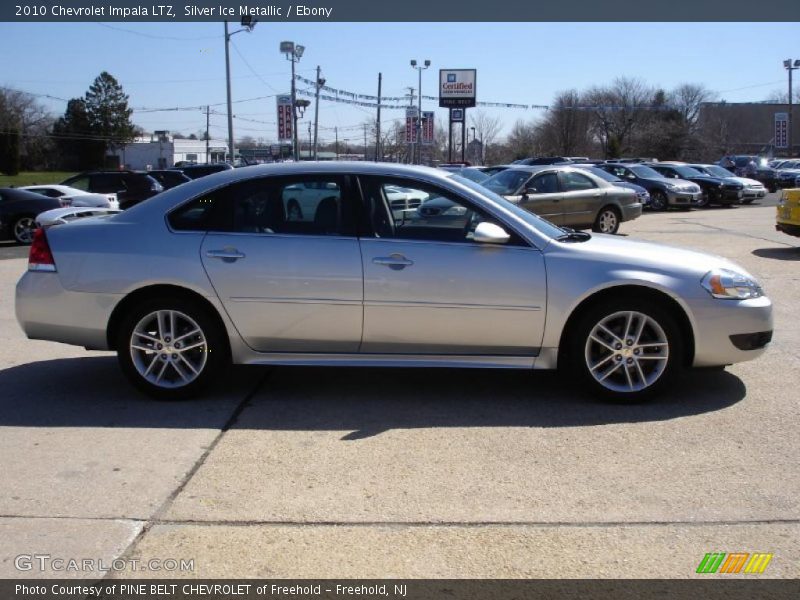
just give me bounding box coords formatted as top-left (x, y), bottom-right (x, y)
top-left (224, 17), bottom-right (257, 164)
top-left (281, 41), bottom-right (306, 161)
top-left (784, 59), bottom-right (800, 157)
top-left (410, 59), bottom-right (430, 164)
top-left (313, 67), bottom-right (325, 160)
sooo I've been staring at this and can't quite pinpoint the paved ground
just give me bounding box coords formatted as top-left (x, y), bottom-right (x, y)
top-left (0, 198), bottom-right (798, 580)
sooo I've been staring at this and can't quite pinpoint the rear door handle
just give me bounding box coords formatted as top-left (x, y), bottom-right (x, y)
top-left (206, 248), bottom-right (246, 261)
top-left (372, 254), bottom-right (414, 269)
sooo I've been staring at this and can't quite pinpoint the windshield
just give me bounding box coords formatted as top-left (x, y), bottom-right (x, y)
top-left (671, 165), bottom-right (703, 178)
top-left (449, 174), bottom-right (565, 240)
top-left (580, 166), bottom-right (620, 182)
top-left (629, 165), bottom-right (664, 179)
top-left (702, 165), bottom-right (735, 178)
top-left (483, 169), bottom-right (532, 195)
top-left (458, 168), bottom-right (490, 184)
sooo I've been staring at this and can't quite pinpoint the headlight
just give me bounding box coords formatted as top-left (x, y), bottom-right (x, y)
top-left (701, 268), bottom-right (763, 300)
top-left (664, 183), bottom-right (677, 190)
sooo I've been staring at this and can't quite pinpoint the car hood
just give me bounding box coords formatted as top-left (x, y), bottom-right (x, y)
top-left (547, 233), bottom-right (751, 279)
top-left (728, 176), bottom-right (763, 187)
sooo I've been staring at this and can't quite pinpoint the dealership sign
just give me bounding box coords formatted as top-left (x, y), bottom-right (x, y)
top-left (422, 111), bottom-right (435, 144)
top-left (276, 95), bottom-right (293, 142)
top-left (775, 112), bottom-right (788, 149)
top-left (405, 107), bottom-right (418, 144)
top-left (439, 69), bottom-right (476, 108)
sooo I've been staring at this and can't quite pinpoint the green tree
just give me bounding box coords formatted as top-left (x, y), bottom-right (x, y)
top-left (84, 71), bottom-right (136, 165)
top-left (53, 98), bottom-right (103, 170)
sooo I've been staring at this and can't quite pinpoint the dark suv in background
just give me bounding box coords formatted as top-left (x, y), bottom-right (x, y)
top-left (171, 163), bottom-right (234, 180)
top-left (61, 171), bottom-right (163, 209)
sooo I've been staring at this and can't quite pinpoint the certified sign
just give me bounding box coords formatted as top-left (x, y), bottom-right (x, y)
top-left (439, 69), bottom-right (476, 108)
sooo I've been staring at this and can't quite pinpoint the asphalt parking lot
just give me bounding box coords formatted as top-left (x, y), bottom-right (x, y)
top-left (1, 195), bottom-right (798, 580)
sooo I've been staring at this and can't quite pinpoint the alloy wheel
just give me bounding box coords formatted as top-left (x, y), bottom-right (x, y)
top-left (13, 217), bottom-right (36, 244)
top-left (584, 310), bottom-right (669, 393)
top-left (129, 310), bottom-right (208, 389)
top-left (596, 209), bottom-right (619, 234)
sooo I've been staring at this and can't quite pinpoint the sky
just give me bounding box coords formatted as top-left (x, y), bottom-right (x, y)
top-left (0, 21), bottom-right (797, 147)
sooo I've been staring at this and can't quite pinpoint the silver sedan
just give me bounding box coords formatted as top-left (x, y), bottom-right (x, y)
top-left (15, 163), bottom-right (772, 402)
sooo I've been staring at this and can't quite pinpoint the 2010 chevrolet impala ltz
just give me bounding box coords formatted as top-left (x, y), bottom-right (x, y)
top-left (15, 163), bottom-right (773, 401)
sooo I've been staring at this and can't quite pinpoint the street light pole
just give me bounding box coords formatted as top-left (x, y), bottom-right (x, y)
top-left (281, 41), bottom-right (305, 161)
top-left (785, 59), bottom-right (800, 158)
top-left (224, 18), bottom-right (257, 164)
top-left (410, 59), bottom-right (430, 165)
top-left (313, 66), bottom-right (325, 161)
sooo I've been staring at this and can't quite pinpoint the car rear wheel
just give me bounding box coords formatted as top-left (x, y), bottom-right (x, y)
top-left (592, 206), bottom-right (621, 234)
top-left (568, 299), bottom-right (684, 402)
top-left (117, 298), bottom-right (228, 400)
top-left (13, 216), bottom-right (36, 244)
top-left (650, 191), bottom-right (668, 211)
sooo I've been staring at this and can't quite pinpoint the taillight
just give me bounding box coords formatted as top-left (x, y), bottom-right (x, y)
top-left (59, 198), bottom-right (73, 207)
top-left (28, 228), bottom-right (57, 272)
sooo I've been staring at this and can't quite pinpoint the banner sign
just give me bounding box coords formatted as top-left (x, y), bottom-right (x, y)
top-left (422, 111), bottom-right (435, 144)
top-left (405, 108), bottom-right (418, 144)
top-left (775, 112), bottom-right (789, 149)
top-left (439, 69), bottom-right (476, 108)
top-left (276, 95), bottom-right (293, 142)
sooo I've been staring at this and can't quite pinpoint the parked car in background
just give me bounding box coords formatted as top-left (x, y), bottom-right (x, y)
top-left (279, 179), bottom-right (342, 222)
top-left (512, 157), bottom-right (573, 166)
top-left (773, 159), bottom-right (800, 190)
top-left (15, 162), bottom-right (772, 402)
top-left (483, 165), bottom-right (641, 234)
top-left (21, 185), bottom-right (119, 210)
top-left (146, 170), bottom-right (192, 190)
top-left (598, 163), bottom-right (701, 211)
top-left (776, 188), bottom-right (800, 237)
top-left (60, 171), bottom-right (163, 210)
top-left (0, 188), bottom-right (61, 243)
top-left (648, 163), bottom-right (743, 208)
top-left (572, 164), bottom-right (650, 208)
top-left (688, 164), bottom-right (766, 204)
top-left (172, 163), bottom-right (234, 180)
top-left (437, 165), bottom-right (490, 184)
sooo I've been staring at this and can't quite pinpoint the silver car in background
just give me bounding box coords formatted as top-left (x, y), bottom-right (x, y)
top-left (483, 165), bottom-right (642, 234)
top-left (16, 163), bottom-right (772, 402)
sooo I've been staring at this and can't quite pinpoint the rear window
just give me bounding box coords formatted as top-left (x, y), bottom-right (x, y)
top-left (168, 195), bottom-right (219, 231)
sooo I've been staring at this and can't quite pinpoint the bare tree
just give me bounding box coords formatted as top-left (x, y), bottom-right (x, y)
top-left (468, 110), bottom-right (503, 164)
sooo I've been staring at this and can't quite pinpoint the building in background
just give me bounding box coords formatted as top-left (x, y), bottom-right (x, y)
top-left (110, 132), bottom-right (229, 170)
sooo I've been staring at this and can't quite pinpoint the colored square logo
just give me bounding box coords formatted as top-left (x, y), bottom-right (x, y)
top-left (447, 74), bottom-right (456, 83)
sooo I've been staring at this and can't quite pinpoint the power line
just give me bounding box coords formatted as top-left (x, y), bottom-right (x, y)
top-left (95, 22), bottom-right (221, 41)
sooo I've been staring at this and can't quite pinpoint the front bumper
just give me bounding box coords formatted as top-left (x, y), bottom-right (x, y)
top-left (743, 187), bottom-right (767, 199)
top-left (689, 294), bottom-right (773, 367)
top-left (16, 271), bottom-right (119, 350)
top-left (666, 190), bottom-right (702, 206)
top-left (718, 189), bottom-right (744, 205)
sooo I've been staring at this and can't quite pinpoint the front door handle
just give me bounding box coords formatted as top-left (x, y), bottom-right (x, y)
top-left (206, 248), bottom-right (246, 261)
top-left (372, 254), bottom-right (414, 270)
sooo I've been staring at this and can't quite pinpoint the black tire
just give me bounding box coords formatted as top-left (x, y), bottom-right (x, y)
top-left (286, 200), bottom-right (303, 221)
top-left (12, 215), bottom-right (37, 245)
top-left (566, 297), bottom-right (685, 403)
top-left (591, 205), bottom-right (621, 234)
top-left (768, 184), bottom-right (778, 193)
top-left (650, 191), bottom-right (668, 211)
top-left (116, 296), bottom-right (229, 400)
top-left (741, 198), bottom-right (754, 205)
top-left (696, 192), bottom-right (710, 208)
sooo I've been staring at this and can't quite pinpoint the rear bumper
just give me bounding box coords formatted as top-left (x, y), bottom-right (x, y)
top-left (15, 271), bottom-right (118, 350)
top-left (621, 203), bottom-right (643, 222)
top-left (776, 221), bottom-right (800, 237)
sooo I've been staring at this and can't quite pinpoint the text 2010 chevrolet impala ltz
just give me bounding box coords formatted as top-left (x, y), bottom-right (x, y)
top-left (15, 163), bottom-right (772, 401)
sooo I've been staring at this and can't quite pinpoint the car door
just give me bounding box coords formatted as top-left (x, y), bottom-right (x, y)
top-left (357, 176), bottom-right (547, 356)
top-left (516, 171), bottom-right (565, 225)
top-left (557, 170), bottom-right (603, 227)
top-left (196, 174), bottom-right (364, 353)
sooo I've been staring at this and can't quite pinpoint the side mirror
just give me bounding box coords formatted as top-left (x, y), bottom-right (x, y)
top-left (473, 221), bottom-right (511, 244)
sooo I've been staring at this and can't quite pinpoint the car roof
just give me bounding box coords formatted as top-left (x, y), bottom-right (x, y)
top-left (0, 187), bottom-right (60, 200)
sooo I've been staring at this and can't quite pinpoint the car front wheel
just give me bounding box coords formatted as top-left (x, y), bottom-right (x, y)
top-left (569, 299), bottom-right (683, 402)
top-left (116, 298), bottom-right (228, 400)
top-left (650, 191), bottom-right (668, 211)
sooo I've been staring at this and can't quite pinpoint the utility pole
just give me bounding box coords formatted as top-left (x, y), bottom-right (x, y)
top-left (205, 105), bottom-right (210, 162)
top-left (406, 86), bottom-right (415, 164)
top-left (376, 72), bottom-right (382, 162)
top-left (308, 122), bottom-right (312, 157)
top-left (224, 21), bottom-right (235, 163)
top-left (313, 65), bottom-right (323, 160)
top-left (335, 126), bottom-right (339, 160)
top-left (363, 124), bottom-right (368, 160)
